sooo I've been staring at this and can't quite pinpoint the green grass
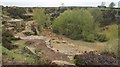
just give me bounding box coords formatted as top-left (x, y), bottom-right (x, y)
top-left (2, 40), bottom-right (35, 64)
top-left (0, 44), bottom-right (2, 53)
top-left (12, 40), bottom-right (25, 49)
top-left (2, 46), bottom-right (35, 64)
top-left (101, 24), bottom-right (118, 55)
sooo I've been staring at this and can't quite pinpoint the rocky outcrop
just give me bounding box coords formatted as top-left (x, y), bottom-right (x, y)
top-left (24, 22), bottom-right (40, 36)
top-left (8, 19), bottom-right (25, 32)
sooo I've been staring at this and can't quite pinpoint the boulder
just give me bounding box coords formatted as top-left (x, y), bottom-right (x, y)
top-left (13, 35), bottom-right (21, 40)
top-left (22, 30), bottom-right (34, 36)
top-left (20, 36), bottom-right (45, 40)
top-left (52, 60), bottom-right (75, 65)
top-left (23, 46), bottom-right (36, 55)
top-left (62, 41), bottom-right (67, 44)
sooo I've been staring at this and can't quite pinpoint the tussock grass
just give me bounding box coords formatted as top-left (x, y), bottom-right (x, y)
top-left (101, 24), bottom-right (118, 55)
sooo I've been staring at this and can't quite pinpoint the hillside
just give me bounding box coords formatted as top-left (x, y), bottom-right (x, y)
top-left (1, 7), bottom-right (119, 66)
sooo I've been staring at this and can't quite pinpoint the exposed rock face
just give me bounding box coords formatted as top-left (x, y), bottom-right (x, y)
top-left (24, 22), bottom-right (40, 36)
top-left (31, 23), bottom-right (40, 35)
top-left (4, 20), bottom-right (40, 37)
top-left (8, 19), bottom-right (25, 32)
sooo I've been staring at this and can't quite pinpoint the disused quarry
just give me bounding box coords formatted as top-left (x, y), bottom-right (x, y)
top-left (2, 19), bottom-right (118, 65)
top-left (2, 7), bottom-right (120, 66)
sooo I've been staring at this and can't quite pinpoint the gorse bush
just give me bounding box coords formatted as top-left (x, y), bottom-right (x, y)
top-left (53, 9), bottom-right (98, 42)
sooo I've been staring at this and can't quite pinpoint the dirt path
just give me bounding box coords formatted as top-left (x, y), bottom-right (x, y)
top-left (14, 27), bottom-right (105, 65)
top-left (25, 39), bottom-right (70, 62)
top-left (41, 29), bottom-right (104, 55)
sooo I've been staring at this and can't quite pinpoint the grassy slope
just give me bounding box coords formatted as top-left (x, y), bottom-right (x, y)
top-left (1, 42), bottom-right (35, 64)
top-left (101, 24), bottom-right (118, 55)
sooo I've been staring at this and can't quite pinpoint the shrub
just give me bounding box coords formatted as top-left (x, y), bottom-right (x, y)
top-left (102, 10), bottom-right (116, 25)
top-left (87, 8), bottom-right (103, 23)
top-left (7, 7), bottom-right (26, 18)
top-left (53, 9), bottom-right (97, 41)
top-left (33, 8), bottom-right (51, 28)
top-left (2, 26), bottom-right (15, 50)
top-left (101, 24), bottom-right (118, 55)
top-left (70, 33), bottom-right (82, 40)
top-left (83, 34), bottom-right (95, 42)
top-left (96, 33), bottom-right (108, 42)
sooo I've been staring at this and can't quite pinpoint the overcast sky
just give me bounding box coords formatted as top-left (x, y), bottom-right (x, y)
top-left (0, 0), bottom-right (119, 7)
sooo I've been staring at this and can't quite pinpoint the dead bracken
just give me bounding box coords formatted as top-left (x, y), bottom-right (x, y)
top-left (74, 51), bottom-right (118, 65)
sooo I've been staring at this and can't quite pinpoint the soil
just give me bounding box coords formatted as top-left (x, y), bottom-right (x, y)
top-left (25, 39), bottom-right (70, 62)
top-left (8, 21), bottom-right (118, 65)
top-left (2, 9), bottom-right (119, 65)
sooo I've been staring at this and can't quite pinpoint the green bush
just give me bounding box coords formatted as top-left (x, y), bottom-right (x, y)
top-left (53, 9), bottom-right (97, 41)
top-left (33, 8), bottom-right (51, 28)
top-left (83, 34), bottom-right (95, 42)
top-left (87, 8), bottom-right (103, 23)
top-left (70, 33), bottom-right (82, 40)
top-left (96, 33), bottom-right (108, 42)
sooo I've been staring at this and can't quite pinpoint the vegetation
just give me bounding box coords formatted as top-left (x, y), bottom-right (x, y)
top-left (33, 8), bottom-right (51, 28)
top-left (53, 9), bottom-right (108, 42)
top-left (7, 7), bottom-right (26, 18)
top-left (102, 10), bottom-right (116, 25)
top-left (109, 2), bottom-right (115, 8)
top-left (87, 8), bottom-right (103, 23)
top-left (2, 46), bottom-right (35, 64)
top-left (2, 26), bottom-right (15, 50)
top-left (102, 24), bottom-right (118, 55)
top-left (119, 24), bottom-right (120, 57)
top-left (2, 6), bottom-right (119, 65)
top-left (53, 9), bottom-right (94, 40)
top-left (95, 33), bottom-right (108, 42)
